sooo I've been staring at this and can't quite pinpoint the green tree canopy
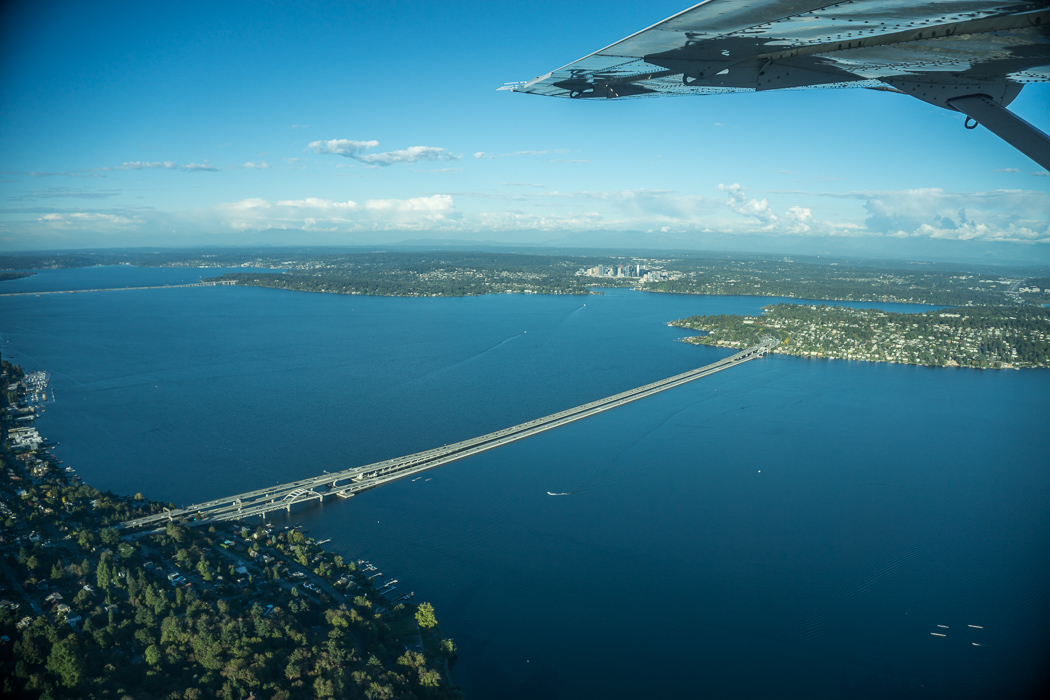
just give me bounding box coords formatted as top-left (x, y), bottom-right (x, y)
top-left (46, 640), bottom-right (85, 689)
top-left (415, 602), bottom-right (437, 629)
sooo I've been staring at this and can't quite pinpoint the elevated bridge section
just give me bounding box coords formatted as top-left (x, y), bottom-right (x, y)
top-left (122, 338), bottom-right (776, 529)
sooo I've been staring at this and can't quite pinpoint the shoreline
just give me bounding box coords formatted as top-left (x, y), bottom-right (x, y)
top-left (672, 303), bottom-right (1050, 370)
top-left (0, 361), bottom-right (464, 699)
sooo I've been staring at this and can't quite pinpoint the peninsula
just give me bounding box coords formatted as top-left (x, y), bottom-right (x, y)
top-left (673, 304), bottom-right (1050, 369)
top-left (0, 362), bottom-right (463, 700)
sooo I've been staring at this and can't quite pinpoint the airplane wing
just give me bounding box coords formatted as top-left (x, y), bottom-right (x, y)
top-left (505, 1), bottom-right (1050, 168)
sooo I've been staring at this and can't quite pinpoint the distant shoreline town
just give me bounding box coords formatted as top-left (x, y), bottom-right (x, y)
top-left (3, 249), bottom-right (1049, 372)
top-left (673, 304), bottom-right (1050, 369)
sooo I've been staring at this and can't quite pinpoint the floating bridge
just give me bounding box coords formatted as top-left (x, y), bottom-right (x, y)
top-left (121, 338), bottom-right (777, 529)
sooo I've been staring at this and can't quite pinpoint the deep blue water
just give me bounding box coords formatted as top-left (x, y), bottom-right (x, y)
top-left (1, 268), bottom-right (1047, 698)
top-left (1, 265), bottom-right (272, 293)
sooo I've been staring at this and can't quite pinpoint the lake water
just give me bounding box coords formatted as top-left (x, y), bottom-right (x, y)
top-left (2, 267), bottom-right (1047, 698)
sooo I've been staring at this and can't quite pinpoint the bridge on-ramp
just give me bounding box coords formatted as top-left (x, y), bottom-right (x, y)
top-left (121, 338), bottom-right (777, 529)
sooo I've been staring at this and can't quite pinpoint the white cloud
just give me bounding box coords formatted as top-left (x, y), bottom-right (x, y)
top-left (219, 194), bottom-right (455, 231)
top-left (38, 212), bottom-right (137, 229)
top-left (274, 198), bottom-right (359, 210)
top-left (18, 181), bottom-right (1045, 248)
top-left (712, 184), bottom-right (1048, 242)
top-left (243, 161), bottom-right (269, 169)
top-left (718, 183), bottom-right (778, 229)
top-left (107, 161), bottom-right (218, 172)
top-left (308, 139), bottom-right (380, 157)
top-left (357, 146), bottom-right (458, 167)
top-left (858, 187), bottom-right (1050, 243)
top-left (994, 168), bottom-right (1020, 173)
top-left (782, 205), bottom-right (813, 233)
top-left (1033, 170), bottom-right (1050, 177)
top-left (364, 194), bottom-right (453, 215)
top-left (308, 139), bottom-right (458, 167)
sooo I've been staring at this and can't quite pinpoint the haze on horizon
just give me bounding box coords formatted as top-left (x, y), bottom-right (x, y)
top-left (1, 1), bottom-right (1048, 263)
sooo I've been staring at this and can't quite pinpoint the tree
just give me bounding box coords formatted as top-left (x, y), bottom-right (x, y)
top-left (145, 644), bottom-right (162, 666)
top-left (197, 557), bottom-right (213, 581)
top-left (99, 528), bottom-right (119, 546)
top-left (45, 640), bottom-right (85, 689)
top-left (313, 676), bottom-right (335, 698)
top-left (77, 529), bottom-right (97, 550)
top-left (95, 558), bottom-right (111, 590)
top-left (415, 602), bottom-right (437, 629)
top-left (419, 669), bottom-right (441, 687)
top-left (397, 651), bottom-right (425, 669)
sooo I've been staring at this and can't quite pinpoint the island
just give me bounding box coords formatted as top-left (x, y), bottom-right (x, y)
top-left (0, 361), bottom-right (463, 700)
top-left (672, 304), bottom-right (1050, 369)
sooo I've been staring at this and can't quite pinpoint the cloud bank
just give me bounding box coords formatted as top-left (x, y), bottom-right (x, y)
top-left (17, 184), bottom-right (1047, 250)
top-left (219, 194), bottom-right (455, 231)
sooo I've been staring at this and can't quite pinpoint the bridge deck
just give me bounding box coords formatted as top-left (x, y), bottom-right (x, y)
top-left (122, 338), bottom-right (776, 528)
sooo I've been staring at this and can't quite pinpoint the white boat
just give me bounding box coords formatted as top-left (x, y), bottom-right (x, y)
top-left (931, 633), bottom-right (946, 637)
top-left (547, 491), bottom-right (570, 496)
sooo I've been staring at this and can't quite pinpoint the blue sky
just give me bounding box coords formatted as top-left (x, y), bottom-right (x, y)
top-left (1, 0), bottom-right (1048, 261)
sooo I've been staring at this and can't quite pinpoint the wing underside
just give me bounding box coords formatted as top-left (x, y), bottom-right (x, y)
top-left (508, 1), bottom-right (1050, 99)
top-left (507, 1), bottom-right (1050, 166)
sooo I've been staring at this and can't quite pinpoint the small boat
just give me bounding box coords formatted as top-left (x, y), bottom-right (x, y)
top-left (968, 625), bottom-right (983, 629)
top-left (547, 491), bottom-right (570, 496)
top-left (930, 633), bottom-right (946, 637)
top-left (937, 625), bottom-right (949, 629)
